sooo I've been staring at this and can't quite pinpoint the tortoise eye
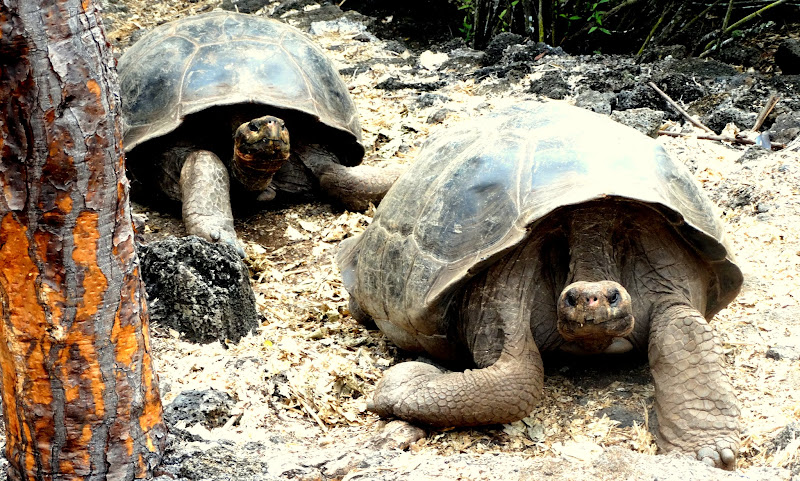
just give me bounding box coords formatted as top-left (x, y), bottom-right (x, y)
top-left (248, 122), bottom-right (259, 132)
top-left (609, 291), bottom-right (620, 305)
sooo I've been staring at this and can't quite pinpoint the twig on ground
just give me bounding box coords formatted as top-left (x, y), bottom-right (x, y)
top-left (657, 130), bottom-right (787, 150)
top-left (648, 81), bottom-right (714, 133)
top-left (751, 94), bottom-right (780, 132)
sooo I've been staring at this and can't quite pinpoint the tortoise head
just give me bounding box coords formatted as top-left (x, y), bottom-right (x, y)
top-left (232, 115), bottom-right (291, 192)
top-left (556, 280), bottom-right (635, 353)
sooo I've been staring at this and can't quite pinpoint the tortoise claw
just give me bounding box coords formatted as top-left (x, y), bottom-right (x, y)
top-left (695, 443), bottom-right (737, 470)
top-left (189, 226), bottom-right (245, 258)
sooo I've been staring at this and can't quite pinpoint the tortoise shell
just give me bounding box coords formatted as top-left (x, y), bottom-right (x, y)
top-left (118, 11), bottom-right (364, 164)
top-left (337, 101), bottom-right (742, 340)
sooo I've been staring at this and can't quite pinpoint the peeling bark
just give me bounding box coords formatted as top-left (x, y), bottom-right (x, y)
top-left (0, 1), bottom-right (166, 480)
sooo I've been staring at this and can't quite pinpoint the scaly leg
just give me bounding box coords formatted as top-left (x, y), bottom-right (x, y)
top-left (179, 150), bottom-right (243, 257)
top-left (648, 300), bottom-right (740, 469)
top-left (368, 290), bottom-right (544, 427)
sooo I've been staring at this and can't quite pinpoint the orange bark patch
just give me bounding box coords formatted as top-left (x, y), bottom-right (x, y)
top-left (56, 192), bottom-right (73, 214)
top-left (112, 319), bottom-right (137, 367)
top-left (70, 210), bottom-right (108, 417)
top-left (139, 344), bottom-right (164, 453)
top-left (86, 79), bottom-right (101, 99)
top-left (0, 214), bottom-right (51, 401)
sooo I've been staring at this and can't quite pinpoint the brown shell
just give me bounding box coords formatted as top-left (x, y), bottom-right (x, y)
top-left (118, 11), bottom-right (363, 164)
top-left (337, 102), bottom-right (742, 342)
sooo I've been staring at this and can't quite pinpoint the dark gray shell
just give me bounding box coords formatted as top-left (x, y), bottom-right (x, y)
top-left (118, 11), bottom-right (363, 163)
top-left (338, 101), bottom-right (742, 340)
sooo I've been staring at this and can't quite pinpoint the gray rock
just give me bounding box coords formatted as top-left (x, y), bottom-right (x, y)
top-left (138, 236), bottom-right (258, 344)
top-left (702, 104), bottom-right (758, 133)
top-left (220, 0), bottom-right (270, 13)
top-left (766, 345), bottom-right (800, 361)
top-left (426, 108), bottom-right (451, 124)
top-left (165, 388), bottom-right (236, 430)
top-left (575, 89), bottom-right (615, 115)
top-left (481, 32), bottom-right (523, 66)
top-left (595, 405), bottom-right (644, 428)
top-left (611, 108), bottom-right (666, 137)
top-left (770, 111), bottom-right (800, 145)
top-left (767, 422), bottom-right (800, 476)
top-left (615, 84), bottom-right (665, 112)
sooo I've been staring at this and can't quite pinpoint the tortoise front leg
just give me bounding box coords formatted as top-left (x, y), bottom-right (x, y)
top-left (648, 301), bottom-right (740, 469)
top-left (179, 150), bottom-right (243, 256)
top-left (369, 325), bottom-right (543, 427)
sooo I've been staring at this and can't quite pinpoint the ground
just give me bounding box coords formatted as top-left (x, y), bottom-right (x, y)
top-left (21, 1), bottom-right (800, 479)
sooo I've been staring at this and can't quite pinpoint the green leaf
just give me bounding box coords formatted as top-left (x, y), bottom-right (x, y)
top-left (589, 25), bottom-right (597, 33)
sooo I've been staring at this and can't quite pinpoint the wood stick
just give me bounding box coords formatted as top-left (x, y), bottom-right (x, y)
top-left (648, 81), bottom-right (715, 133)
top-left (751, 94), bottom-right (780, 132)
top-left (657, 130), bottom-right (786, 150)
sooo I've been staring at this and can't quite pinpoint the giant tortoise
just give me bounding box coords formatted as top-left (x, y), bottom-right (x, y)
top-left (119, 11), bottom-right (397, 253)
top-left (337, 101), bottom-right (743, 469)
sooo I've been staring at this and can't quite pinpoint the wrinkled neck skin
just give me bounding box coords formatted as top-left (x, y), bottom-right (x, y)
top-left (565, 206), bottom-right (622, 285)
top-left (559, 206), bottom-right (634, 355)
top-left (230, 151), bottom-right (281, 192)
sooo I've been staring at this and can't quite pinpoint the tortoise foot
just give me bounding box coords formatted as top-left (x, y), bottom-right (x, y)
top-left (368, 361), bottom-right (443, 420)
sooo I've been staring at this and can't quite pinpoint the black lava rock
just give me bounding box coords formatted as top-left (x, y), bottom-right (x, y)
top-left (775, 39), bottom-right (800, 75)
top-left (481, 32), bottom-right (524, 66)
top-left (139, 236), bottom-right (258, 344)
top-left (220, 0), bottom-right (271, 13)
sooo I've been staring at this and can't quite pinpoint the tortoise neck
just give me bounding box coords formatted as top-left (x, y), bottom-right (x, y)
top-left (230, 151), bottom-right (284, 192)
top-left (565, 205), bottom-right (621, 285)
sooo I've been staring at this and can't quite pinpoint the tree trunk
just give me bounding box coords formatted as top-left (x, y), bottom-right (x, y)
top-left (474, 0), bottom-right (503, 48)
top-left (0, 1), bottom-right (167, 479)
